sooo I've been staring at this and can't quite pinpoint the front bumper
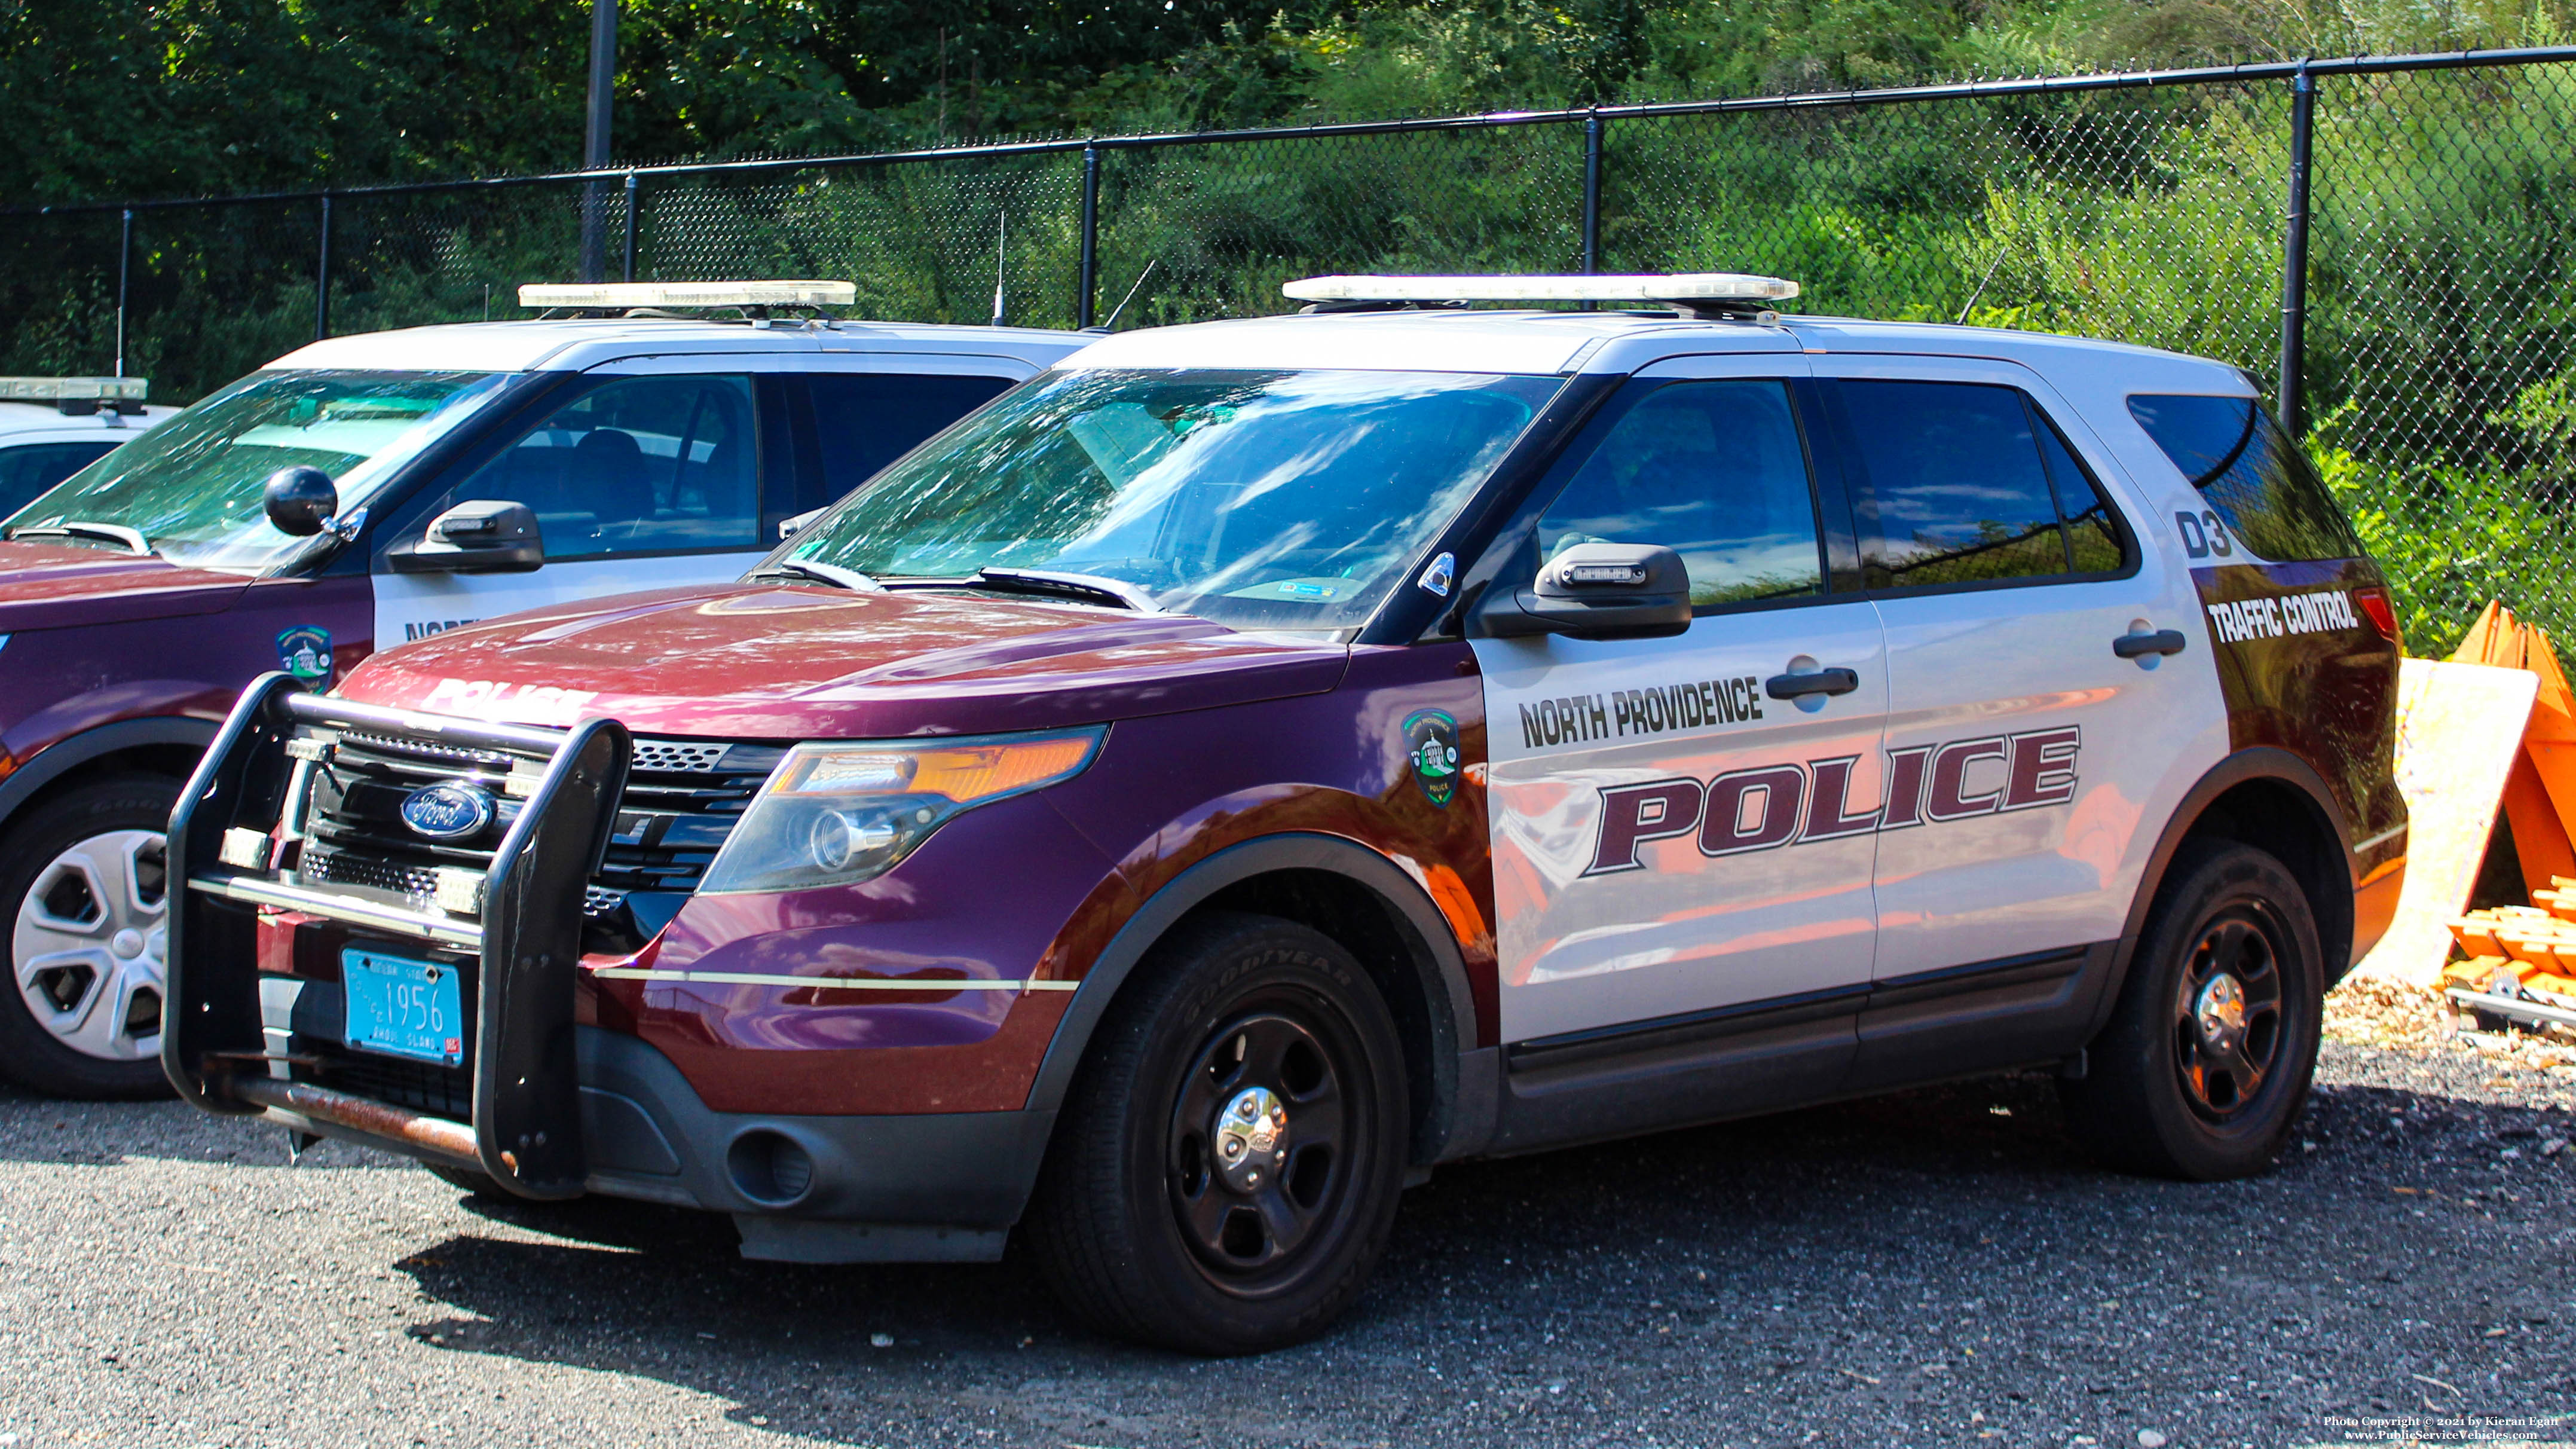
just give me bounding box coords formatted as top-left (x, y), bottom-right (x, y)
top-left (166, 675), bottom-right (1047, 1259)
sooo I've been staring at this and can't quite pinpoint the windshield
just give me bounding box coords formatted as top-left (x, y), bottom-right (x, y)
top-left (772, 368), bottom-right (1560, 630)
top-left (4, 369), bottom-right (513, 571)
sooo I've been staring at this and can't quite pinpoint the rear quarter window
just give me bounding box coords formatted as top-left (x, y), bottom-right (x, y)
top-left (2127, 394), bottom-right (2363, 563)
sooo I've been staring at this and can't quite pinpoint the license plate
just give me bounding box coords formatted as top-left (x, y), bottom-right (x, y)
top-left (342, 949), bottom-right (466, 1066)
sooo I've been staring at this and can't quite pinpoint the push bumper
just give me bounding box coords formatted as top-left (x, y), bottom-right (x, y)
top-left (166, 675), bottom-right (1049, 1259)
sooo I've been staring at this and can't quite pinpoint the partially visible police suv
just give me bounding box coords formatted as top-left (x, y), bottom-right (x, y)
top-left (0, 283), bottom-right (1084, 1098)
top-left (169, 274), bottom-right (2403, 1354)
top-left (0, 377), bottom-right (173, 515)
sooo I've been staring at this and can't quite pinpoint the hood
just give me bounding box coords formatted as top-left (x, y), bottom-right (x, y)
top-left (0, 540), bottom-right (252, 632)
top-left (339, 583), bottom-right (1352, 739)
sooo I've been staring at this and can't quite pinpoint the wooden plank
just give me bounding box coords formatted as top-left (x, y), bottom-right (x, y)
top-left (2356, 659), bottom-right (2541, 985)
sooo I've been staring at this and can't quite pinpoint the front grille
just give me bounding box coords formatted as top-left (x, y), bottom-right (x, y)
top-left (291, 728), bottom-right (782, 927)
top-left (305, 1042), bottom-right (473, 1121)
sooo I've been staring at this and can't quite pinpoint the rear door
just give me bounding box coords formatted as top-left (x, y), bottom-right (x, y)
top-left (1811, 355), bottom-right (2217, 1083)
top-left (1477, 354), bottom-right (1889, 1056)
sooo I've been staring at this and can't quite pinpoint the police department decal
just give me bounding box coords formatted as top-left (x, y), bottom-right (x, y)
top-left (276, 625), bottom-right (332, 684)
top-left (1402, 708), bottom-right (1462, 806)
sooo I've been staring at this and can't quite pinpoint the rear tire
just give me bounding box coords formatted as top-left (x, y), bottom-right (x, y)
top-left (0, 777), bottom-right (182, 1099)
top-left (1026, 912), bottom-right (1408, 1354)
top-left (2061, 840), bottom-right (2323, 1180)
top-left (423, 1162), bottom-right (509, 1199)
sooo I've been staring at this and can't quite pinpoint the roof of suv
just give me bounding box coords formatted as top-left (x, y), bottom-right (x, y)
top-left (1063, 308), bottom-right (2253, 396)
top-left (266, 317), bottom-right (1095, 374)
top-left (0, 401), bottom-right (176, 441)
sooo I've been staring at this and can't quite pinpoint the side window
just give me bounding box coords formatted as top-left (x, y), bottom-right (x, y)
top-left (436, 375), bottom-right (761, 561)
top-left (2127, 394), bottom-right (2363, 563)
top-left (2035, 412), bottom-right (2130, 574)
top-left (1840, 380), bottom-right (2070, 589)
top-left (0, 441), bottom-right (120, 516)
top-left (1535, 380), bottom-right (1825, 608)
top-left (803, 373), bottom-right (1015, 512)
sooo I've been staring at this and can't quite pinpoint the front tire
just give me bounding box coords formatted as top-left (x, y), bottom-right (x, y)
top-left (1026, 912), bottom-right (1409, 1354)
top-left (0, 777), bottom-right (182, 1099)
top-left (2061, 840), bottom-right (2323, 1180)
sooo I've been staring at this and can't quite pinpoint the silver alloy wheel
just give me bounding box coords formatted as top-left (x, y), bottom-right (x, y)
top-left (11, 829), bottom-right (168, 1062)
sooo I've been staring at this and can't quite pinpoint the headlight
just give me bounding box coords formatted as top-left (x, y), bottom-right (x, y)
top-left (697, 727), bottom-right (1105, 895)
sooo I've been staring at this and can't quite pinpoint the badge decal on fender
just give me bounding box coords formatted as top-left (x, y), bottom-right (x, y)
top-left (1402, 708), bottom-right (1463, 807)
top-left (276, 625), bottom-right (333, 684)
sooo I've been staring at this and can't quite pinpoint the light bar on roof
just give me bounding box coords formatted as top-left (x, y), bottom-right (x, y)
top-left (0, 377), bottom-right (148, 402)
top-left (516, 280), bottom-right (858, 310)
top-left (1283, 273), bottom-right (1801, 304)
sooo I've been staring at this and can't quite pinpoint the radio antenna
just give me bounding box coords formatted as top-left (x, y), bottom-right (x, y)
top-left (1100, 259), bottom-right (1159, 331)
top-left (990, 212), bottom-right (1008, 326)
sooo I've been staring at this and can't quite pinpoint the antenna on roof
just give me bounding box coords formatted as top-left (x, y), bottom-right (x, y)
top-left (990, 212), bottom-right (1008, 328)
top-left (1100, 259), bottom-right (1159, 332)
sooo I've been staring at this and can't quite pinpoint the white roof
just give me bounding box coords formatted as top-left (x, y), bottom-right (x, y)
top-left (263, 317), bottom-right (1092, 375)
top-left (1064, 309), bottom-right (1794, 375)
top-left (1061, 307), bottom-right (2246, 392)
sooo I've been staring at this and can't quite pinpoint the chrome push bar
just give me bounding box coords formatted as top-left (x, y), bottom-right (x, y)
top-left (163, 673), bottom-right (632, 1199)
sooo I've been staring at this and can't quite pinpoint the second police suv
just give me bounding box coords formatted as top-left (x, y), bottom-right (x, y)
top-left (167, 273), bottom-right (2405, 1354)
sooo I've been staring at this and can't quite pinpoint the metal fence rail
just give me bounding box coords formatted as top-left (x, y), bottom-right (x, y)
top-left (5, 47), bottom-right (2574, 653)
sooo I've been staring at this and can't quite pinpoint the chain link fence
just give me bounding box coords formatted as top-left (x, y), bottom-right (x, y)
top-left (5, 50), bottom-right (2573, 653)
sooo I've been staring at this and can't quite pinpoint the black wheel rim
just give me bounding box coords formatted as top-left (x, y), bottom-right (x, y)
top-left (1167, 1007), bottom-right (1355, 1291)
top-left (2170, 906), bottom-right (2287, 1123)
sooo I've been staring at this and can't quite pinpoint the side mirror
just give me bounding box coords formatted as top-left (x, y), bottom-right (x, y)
top-left (262, 467), bottom-right (339, 536)
top-left (778, 506), bottom-right (825, 542)
top-left (1474, 542), bottom-right (1693, 641)
top-left (389, 500), bottom-right (545, 574)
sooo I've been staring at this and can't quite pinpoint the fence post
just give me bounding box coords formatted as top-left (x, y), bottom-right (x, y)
top-left (1581, 110), bottom-right (1605, 275)
top-left (622, 170), bottom-right (640, 283)
top-left (2277, 60), bottom-right (2316, 436)
top-left (115, 207), bottom-right (131, 378)
top-left (314, 194), bottom-right (333, 341)
top-left (1077, 144), bottom-right (1102, 329)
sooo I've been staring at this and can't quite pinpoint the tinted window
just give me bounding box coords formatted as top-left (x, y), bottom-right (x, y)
top-left (0, 441), bottom-right (119, 515)
top-left (806, 373), bottom-right (1014, 508)
top-left (2036, 417), bottom-right (2128, 573)
top-left (2127, 394), bottom-right (2363, 562)
top-left (1842, 381), bottom-right (2069, 588)
top-left (1537, 380), bottom-right (1823, 607)
top-left (451, 375), bottom-right (761, 560)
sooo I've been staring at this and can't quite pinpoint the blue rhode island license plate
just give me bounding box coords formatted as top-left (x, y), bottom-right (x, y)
top-left (342, 949), bottom-right (466, 1066)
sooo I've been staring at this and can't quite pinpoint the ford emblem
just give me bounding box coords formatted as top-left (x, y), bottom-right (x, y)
top-left (399, 781), bottom-right (496, 840)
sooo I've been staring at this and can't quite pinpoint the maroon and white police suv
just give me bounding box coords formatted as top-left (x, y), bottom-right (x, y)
top-left (0, 283), bottom-right (1084, 1096)
top-left (166, 274), bottom-right (2403, 1352)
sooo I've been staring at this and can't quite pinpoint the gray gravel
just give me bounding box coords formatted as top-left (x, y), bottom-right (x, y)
top-left (2, 1038), bottom-right (2570, 1449)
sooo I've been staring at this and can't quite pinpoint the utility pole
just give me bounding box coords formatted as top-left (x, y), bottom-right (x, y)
top-left (578, 0), bottom-right (619, 281)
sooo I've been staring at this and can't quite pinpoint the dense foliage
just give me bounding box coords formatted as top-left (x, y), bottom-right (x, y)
top-left (3, 0), bottom-right (2572, 652)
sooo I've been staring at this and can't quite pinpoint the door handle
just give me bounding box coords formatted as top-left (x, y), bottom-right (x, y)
top-left (1764, 667), bottom-right (1861, 700)
top-left (2112, 629), bottom-right (2188, 659)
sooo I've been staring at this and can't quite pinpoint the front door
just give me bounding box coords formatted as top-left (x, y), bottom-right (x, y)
top-left (372, 371), bottom-right (777, 647)
top-left (1477, 357), bottom-right (1889, 1046)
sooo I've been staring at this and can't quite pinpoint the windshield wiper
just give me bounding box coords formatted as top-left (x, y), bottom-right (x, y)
top-left (750, 558), bottom-right (880, 592)
top-left (969, 567), bottom-right (1160, 612)
top-left (5, 521), bottom-right (153, 556)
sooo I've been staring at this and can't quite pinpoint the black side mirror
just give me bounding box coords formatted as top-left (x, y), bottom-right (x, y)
top-left (1474, 542), bottom-right (1693, 641)
top-left (389, 500), bottom-right (545, 574)
top-left (262, 466), bottom-right (339, 536)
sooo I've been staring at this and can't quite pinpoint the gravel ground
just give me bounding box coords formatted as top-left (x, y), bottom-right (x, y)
top-left (2, 999), bottom-right (2571, 1449)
